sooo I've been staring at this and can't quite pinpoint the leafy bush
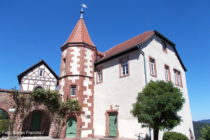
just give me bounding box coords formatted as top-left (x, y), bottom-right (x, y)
top-left (31, 88), bottom-right (61, 112)
top-left (10, 88), bottom-right (81, 138)
top-left (59, 98), bottom-right (81, 117)
top-left (31, 88), bottom-right (81, 116)
top-left (0, 119), bottom-right (9, 133)
top-left (163, 131), bottom-right (188, 140)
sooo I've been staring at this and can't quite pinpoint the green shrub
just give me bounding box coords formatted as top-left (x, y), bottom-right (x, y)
top-left (31, 88), bottom-right (61, 112)
top-left (0, 119), bottom-right (9, 133)
top-left (31, 89), bottom-right (81, 116)
top-left (163, 131), bottom-right (188, 140)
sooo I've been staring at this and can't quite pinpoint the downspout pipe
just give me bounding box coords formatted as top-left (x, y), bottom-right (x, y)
top-left (137, 44), bottom-right (147, 85)
top-left (137, 44), bottom-right (151, 140)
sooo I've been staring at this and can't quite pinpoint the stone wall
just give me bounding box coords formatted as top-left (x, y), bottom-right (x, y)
top-left (0, 90), bottom-right (56, 137)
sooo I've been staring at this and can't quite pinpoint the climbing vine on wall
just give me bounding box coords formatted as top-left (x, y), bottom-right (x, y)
top-left (13, 88), bottom-right (81, 116)
top-left (11, 88), bottom-right (81, 137)
top-left (31, 88), bottom-right (61, 113)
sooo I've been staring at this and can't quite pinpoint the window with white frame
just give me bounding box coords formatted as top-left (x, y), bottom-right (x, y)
top-left (70, 85), bottom-right (77, 96)
top-left (39, 69), bottom-right (44, 77)
top-left (120, 57), bottom-right (129, 76)
top-left (164, 65), bottom-right (170, 81)
top-left (149, 57), bottom-right (156, 77)
top-left (97, 68), bottom-right (103, 83)
top-left (174, 69), bottom-right (182, 86)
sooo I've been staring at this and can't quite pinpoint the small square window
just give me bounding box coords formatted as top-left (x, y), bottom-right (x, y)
top-left (70, 85), bottom-right (77, 96)
top-left (149, 57), bottom-right (156, 77)
top-left (162, 40), bottom-right (167, 53)
top-left (120, 57), bottom-right (129, 77)
top-left (39, 69), bottom-right (44, 77)
top-left (97, 68), bottom-right (103, 83)
top-left (63, 58), bottom-right (66, 66)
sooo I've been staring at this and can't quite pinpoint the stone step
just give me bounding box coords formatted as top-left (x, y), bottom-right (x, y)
top-left (99, 137), bottom-right (116, 140)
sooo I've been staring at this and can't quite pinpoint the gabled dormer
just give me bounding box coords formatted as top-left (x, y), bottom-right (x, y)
top-left (17, 60), bottom-right (59, 92)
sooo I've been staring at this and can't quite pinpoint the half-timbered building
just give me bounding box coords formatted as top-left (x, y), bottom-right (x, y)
top-left (17, 60), bottom-right (58, 92)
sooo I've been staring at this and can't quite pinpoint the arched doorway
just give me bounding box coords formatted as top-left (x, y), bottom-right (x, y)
top-left (0, 109), bottom-right (9, 119)
top-left (34, 86), bottom-right (43, 91)
top-left (22, 110), bottom-right (51, 136)
top-left (66, 117), bottom-right (77, 138)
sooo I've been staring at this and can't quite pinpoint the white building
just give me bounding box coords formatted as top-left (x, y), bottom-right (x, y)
top-left (58, 9), bottom-right (194, 140)
top-left (18, 60), bottom-right (58, 92)
top-left (94, 31), bottom-right (194, 140)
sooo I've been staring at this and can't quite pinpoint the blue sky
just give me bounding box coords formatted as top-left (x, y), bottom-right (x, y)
top-left (0, 0), bottom-right (209, 121)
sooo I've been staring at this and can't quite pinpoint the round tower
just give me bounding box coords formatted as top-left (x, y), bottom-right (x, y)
top-left (59, 11), bottom-right (96, 138)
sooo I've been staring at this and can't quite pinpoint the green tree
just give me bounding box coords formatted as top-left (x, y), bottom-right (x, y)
top-left (199, 125), bottom-right (210, 140)
top-left (193, 121), bottom-right (209, 139)
top-left (131, 81), bottom-right (185, 140)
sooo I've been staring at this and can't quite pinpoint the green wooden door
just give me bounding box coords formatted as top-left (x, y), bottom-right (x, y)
top-left (66, 117), bottom-right (77, 137)
top-left (109, 113), bottom-right (117, 137)
top-left (30, 112), bottom-right (41, 131)
top-left (0, 109), bottom-right (9, 119)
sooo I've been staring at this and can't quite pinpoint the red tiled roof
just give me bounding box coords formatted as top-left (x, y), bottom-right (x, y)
top-left (96, 30), bottom-right (186, 71)
top-left (65, 18), bottom-right (95, 47)
top-left (97, 51), bottom-right (104, 56)
top-left (98, 31), bottom-right (155, 62)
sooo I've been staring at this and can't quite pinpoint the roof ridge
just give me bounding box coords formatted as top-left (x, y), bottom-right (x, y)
top-left (104, 31), bottom-right (154, 54)
top-left (96, 30), bottom-right (186, 71)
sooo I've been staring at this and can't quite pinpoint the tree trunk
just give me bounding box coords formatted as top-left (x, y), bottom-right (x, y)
top-left (153, 128), bottom-right (159, 140)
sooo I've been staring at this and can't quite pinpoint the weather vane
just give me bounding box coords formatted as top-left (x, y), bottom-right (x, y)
top-left (80, 4), bottom-right (88, 19)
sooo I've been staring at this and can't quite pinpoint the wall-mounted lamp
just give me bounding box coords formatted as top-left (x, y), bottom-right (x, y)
top-left (115, 105), bottom-right (120, 110)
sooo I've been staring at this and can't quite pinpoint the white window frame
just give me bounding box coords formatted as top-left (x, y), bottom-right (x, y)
top-left (120, 57), bottom-right (129, 77)
top-left (70, 85), bottom-right (77, 96)
top-left (174, 69), bottom-right (182, 86)
top-left (97, 68), bottom-right (103, 83)
top-left (149, 57), bottom-right (156, 77)
top-left (164, 65), bottom-right (170, 81)
top-left (39, 69), bottom-right (44, 77)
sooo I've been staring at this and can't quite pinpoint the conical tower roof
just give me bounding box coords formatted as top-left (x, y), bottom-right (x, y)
top-left (65, 18), bottom-right (95, 47)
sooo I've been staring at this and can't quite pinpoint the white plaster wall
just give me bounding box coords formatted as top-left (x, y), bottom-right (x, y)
top-left (94, 50), bottom-right (147, 139)
top-left (84, 48), bottom-right (94, 77)
top-left (59, 78), bottom-right (65, 97)
top-left (94, 35), bottom-right (194, 139)
top-left (70, 47), bottom-right (80, 75)
top-left (143, 36), bottom-right (194, 139)
top-left (60, 49), bottom-right (67, 77)
top-left (81, 130), bottom-right (92, 137)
